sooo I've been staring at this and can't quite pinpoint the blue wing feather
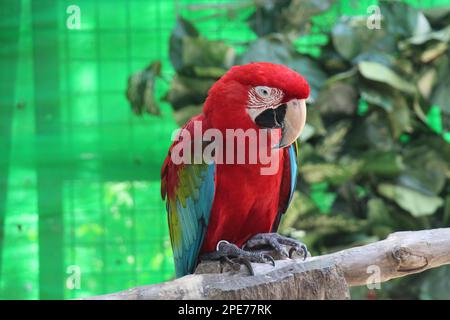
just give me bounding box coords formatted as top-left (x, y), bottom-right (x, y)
top-left (166, 163), bottom-right (215, 277)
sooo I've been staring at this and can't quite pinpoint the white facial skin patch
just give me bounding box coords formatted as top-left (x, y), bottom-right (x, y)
top-left (247, 86), bottom-right (284, 110)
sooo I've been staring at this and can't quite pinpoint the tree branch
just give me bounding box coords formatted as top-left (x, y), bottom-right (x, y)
top-left (89, 228), bottom-right (450, 300)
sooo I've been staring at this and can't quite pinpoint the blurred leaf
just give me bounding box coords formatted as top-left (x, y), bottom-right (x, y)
top-left (316, 82), bottom-right (358, 115)
top-left (316, 120), bottom-right (351, 161)
top-left (377, 183), bottom-right (443, 217)
top-left (280, 191), bottom-right (316, 232)
top-left (444, 196), bottom-right (450, 226)
top-left (287, 55), bottom-right (328, 101)
top-left (401, 24), bottom-right (450, 47)
top-left (331, 16), bottom-right (389, 61)
top-left (417, 68), bottom-right (437, 99)
top-left (126, 61), bottom-right (162, 116)
top-left (285, 0), bottom-right (336, 32)
top-left (419, 266), bottom-right (450, 300)
top-left (398, 146), bottom-right (447, 195)
top-left (169, 16), bottom-right (199, 73)
top-left (302, 161), bottom-right (361, 185)
top-left (306, 107), bottom-right (326, 135)
top-left (358, 61), bottom-right (416, 94)
top-left (165, 75), bottom-right (216, 110)
top-left (423, 6), bottom-right (450, 28)
top-left (238, 35), bottom-right (291, 65)
top-left (431, 76), bottom-right (450, 116)
top-left (347, 111), bottom-right (394, 151)
top-left (246, 0), bottom-right (291, 36)
top-left (360, 85), bottom-right (394, 111)
top-left (361, 151), bottom-right (405, 176)
top-left (299, 123), bottom-right (315, 141)
top-left (380, 0), bottom-right (431, 38)
top-left (173, 105), bottom-right (202, 127)
top-left (387, 95), bottom-right (413, 139)
top-left (182, 37), bottom-right (235, 75)
top-left (421, 42), bottom-right (448, 63)
top-left (367, 198), bottom-right (394, 238)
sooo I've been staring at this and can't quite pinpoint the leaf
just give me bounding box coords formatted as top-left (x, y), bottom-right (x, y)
top-left (169, 16), bottom-right (199, 73)
top-left (401, 24), bottom-right (450, 47)
top-left (316, 82), bottom-right (358, 115)
top-left (398, 146), bottom-right (447, 195)
top-left (423, 6), bottom-right (450, 28)
top-left (301, 161), bottom-right (361, 185)
top-left (246, 0), bottom-right (291, 36)
top-left (284, 0), bottom-right (336, 32)
top-left (421, 42), bottom-right (448, 63)
top-left (387, 95), bottom-right (412, 139)
top-left (419, 266), bottom-right (450, 300)
top-left (380, 0), bottom-right (431, 38)
top-left (126, 61), bottom-right (162, 116)
top-left (287, 55), bottom-right (328, 102)
top-left (331, 16), bottom-right (389, 61)
top-left (367, 198), bottom-right (394, 238)
top-left (182, 37), bottom-right (235, 74)
top-left (431, 75), bottom-right (450, 116)
top-left (357, 61), bottom-right (416, 94)
top-left (347, 111), bottom-right (394, 151)
top-left (361, 151), bottom-right (405, 176)
top-left (360, 86), bottom-right (394, 111)
top-left (238, 36), bottom-right (292, 65)
top-left (173, 105), bottom-right (202, 127)
top-left (316, 120), bottom-right (351, 162)
top-left (165, 75), bottom-right (216, 110)
top-left (377, 183), bottom-right (443, 217)
top-left (417, 68), bottom-right (437, 99)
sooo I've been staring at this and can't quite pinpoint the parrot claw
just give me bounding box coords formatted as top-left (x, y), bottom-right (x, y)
top-left (199, 240), bottom-right (276, 276)
top-left (288, 244), bottom-right (308, 260)
top-left (263, 254), bottom-right (276, 266)
top-left (244, 233), bottom-right (309, 260)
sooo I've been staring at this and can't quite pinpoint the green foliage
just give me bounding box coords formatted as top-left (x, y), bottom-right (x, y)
top-left (127, 0), bottom-right (450, 299)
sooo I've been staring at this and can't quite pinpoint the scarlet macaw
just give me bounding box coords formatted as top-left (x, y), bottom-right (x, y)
top-left (161, 62), bottom-right (310, 277)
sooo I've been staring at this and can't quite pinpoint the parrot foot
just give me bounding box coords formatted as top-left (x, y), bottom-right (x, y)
top-left (243, 233), bottom-right (309, 260)
top-left (199, 240), bottom-right (275, 276)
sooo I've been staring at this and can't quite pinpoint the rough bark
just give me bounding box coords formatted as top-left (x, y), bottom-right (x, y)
top-left (89, 228), bottom-right (450, 300)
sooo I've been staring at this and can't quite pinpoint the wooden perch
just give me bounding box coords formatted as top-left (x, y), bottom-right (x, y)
top-left (89, 228), bottom-right (450, 300)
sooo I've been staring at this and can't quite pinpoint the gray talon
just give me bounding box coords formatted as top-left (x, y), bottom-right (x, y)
top-left (245, 233), bottom-right (309, 260)
top-left (289, 245), bottom-right (308, 260)
top-left (264, 254), bottom-right (275, 266)
top-left (200, 239), bottom-right (276, 276)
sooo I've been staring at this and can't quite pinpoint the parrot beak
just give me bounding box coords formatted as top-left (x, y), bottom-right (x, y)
top-left (250, 98), bottom-right (307, 148)
top-left (274, 98), bottom-right (307, 148)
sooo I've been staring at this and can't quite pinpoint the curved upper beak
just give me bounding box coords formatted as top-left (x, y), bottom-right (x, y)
top-left (274, 98), bottom-right (307, 148)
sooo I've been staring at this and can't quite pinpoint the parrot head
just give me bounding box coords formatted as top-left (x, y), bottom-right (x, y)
top-left (204, 62), bottom-right (310, 148)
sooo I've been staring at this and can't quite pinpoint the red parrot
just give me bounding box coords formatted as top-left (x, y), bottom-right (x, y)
top-left (161, 62), bottom-right (310, 277)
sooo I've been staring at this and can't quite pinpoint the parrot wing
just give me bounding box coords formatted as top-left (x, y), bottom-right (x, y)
top-left (272, 141), bottom-right (298, 232)
top-left (161, 116), bottom-right (216, 277)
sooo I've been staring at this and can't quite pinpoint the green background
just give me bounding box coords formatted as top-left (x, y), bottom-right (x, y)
top-left (0, 0), bottom-right (448, 299)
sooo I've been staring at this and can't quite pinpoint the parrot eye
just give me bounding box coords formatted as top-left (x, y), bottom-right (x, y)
top-left (255, 86), bottom-right (271, 98)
